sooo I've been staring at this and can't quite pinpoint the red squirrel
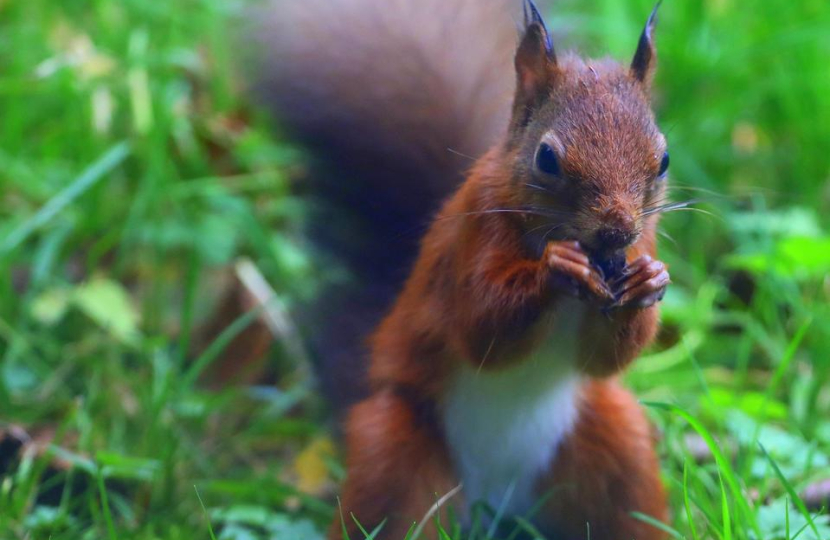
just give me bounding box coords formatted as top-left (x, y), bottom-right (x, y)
top-left (257, 0), bottom-right (670, 538)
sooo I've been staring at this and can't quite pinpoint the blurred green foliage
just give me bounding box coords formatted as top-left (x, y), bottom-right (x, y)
top-left (0, 0), bottom-right (326, 538)
top-left (0, 0), bottom-right (828, 539)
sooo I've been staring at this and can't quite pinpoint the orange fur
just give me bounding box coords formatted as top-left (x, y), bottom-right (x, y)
top-left (337, 152), bottom-right (667, 540)
top-left (539, 380), bottom-right (667, 539)
top-left (332, 390), bottom-right (458, 538)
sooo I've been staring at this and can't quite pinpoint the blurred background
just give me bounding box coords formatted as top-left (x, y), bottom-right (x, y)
top-left (0, 0), bottom-right (829, 538)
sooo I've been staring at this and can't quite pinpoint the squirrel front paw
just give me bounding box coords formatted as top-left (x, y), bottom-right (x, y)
top-left (545, 241), bottom-right (614, 302)
top-left (608, 255), bottom-right (670, 310)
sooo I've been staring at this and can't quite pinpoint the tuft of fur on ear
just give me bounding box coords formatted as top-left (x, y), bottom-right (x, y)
top-left (631, 2), bottom-right (661, 84)
top-left (522, 0), bottom-right (553, 54)
top-left (512, 0), bottom-right (556, 129)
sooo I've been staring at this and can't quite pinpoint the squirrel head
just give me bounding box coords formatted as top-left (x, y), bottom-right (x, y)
top-left (507, 1), bottom-right (668, 260)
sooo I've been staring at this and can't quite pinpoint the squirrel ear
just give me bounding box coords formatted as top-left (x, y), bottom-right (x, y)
top-left (631, 2), bottom-right (661, 84)
top-left (513, 0), bottom-right (556, 128)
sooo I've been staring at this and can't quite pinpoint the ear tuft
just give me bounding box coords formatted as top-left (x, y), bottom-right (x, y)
top-left (522, 0), bottom-right (554, 57)
top-left (631, 1), bottom-right (661, 84)
top-left (512, 0), bottom-right (556, 129)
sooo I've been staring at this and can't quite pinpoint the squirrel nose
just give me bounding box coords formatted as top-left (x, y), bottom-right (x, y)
top-left (595, 210), bottom-right (636, 251)
top-left (596, 226), bottom-right (636, 251)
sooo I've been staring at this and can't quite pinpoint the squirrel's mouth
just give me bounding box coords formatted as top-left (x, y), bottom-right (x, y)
top-left (584, 229), bottom-right (641, 281)
top-left (591, 250), bottom-right (627, 281)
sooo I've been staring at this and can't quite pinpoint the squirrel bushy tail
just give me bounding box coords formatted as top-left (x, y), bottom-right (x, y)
top-left (252, 0), bottom-right (521, 409)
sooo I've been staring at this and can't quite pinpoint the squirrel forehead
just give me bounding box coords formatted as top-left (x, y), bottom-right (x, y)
top-left (550, 59), bottom-right (657, 137)
top-left (530, 58), bottom-right (663, 180)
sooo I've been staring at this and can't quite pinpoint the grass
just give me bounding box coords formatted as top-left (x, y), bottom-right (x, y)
top-left (0, 0), bottom-right (829, 539)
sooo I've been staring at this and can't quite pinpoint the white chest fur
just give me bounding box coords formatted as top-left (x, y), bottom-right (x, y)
top-left (441, 300), bottom-right (585, 517)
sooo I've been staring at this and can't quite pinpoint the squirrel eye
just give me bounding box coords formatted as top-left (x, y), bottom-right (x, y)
top-left (536, 143), bottom-right (560, 176)
top-left (658, 151), bottom-right (670, 177)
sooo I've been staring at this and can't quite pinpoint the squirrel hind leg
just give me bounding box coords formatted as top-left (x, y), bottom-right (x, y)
top-left (536, 379), bottom-right (668, 540)
top-left (333, 389), bottom-right (459, 539)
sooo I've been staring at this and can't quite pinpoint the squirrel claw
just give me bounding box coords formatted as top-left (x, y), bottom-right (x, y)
top-left (546, 241), bottom-right (614, 302)
top-left (607, 257), bottom-right (670, 310)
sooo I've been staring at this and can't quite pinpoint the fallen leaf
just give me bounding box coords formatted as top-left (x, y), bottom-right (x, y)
top-left (291, 437), bottom-right (335, 496)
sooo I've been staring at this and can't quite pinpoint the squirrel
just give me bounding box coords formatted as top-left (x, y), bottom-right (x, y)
top-left (255, 0), bottom-right (671, 538)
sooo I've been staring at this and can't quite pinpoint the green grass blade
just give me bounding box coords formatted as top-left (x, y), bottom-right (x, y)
top-left (505, 487), bottom-right (561, 540)
top-left (180, 306), bottom-right (261, 389)
top-left (402, 522), bottom-right (418, 540)
top-left (437, 524), bottom-right (453, 540)
top-left (765, 318), bottom-right (812, 404)
top-left (749, 318), bottom-right (812, 449)
top-left (194, 486), bottom-right (218, 540)
top-left (351, 513), bottom-right (386, 539)
top-left (486, 478), bottom-right (516, 539)
top-left (645, 401), bottom-right (761, 538)
top-left (631, 511), bottom-right (685, 539)
top-left (792, 518), bottom-right (815, 540)
top-left (1, 142), bottom-right (130, 254)
top-left (758, 443), bottom-right (821, 538)
top-left (97, 470), bottom-right (118, 540)
top-left (683, 461), bottom-right (701, 540)
top-left (719, 473), bottom-right (731, 540)
top-left (337, 498), bottom-right (351, 540)
top-left (511, 516), bottom-right (548, 539)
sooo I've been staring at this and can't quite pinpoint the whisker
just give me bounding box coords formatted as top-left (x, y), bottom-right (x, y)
top-left (391, 209), bottom-right (544, 241)
top-left (666, 183), bottom-right (792, 206)
top-left (522, 221), bottom-right (566, 241)
top-left (435, 209), bottom-right (533, 220)
top-left (659, 198), bottom-right (699, 209)
top-left (641, 199), bottom-right (699, 217)
top-left (523, 206), bottom-right (573, 217)
top-left (395, 207), bottom-right (570, 242)
top-left (436, 207), bottom-right (570, 222)
top-left (644, 204), bottom-right (722, 222)
top-left (536, 223), bottom-right (567, 253)
top-left (661, 206), bottom-right (718, 218)
top-left (475, 337), bottom-right (497, 375)
top-left (664, 189), bottom-right (735, 206)
top-left (525, 183), bottom-right (557, 196)
top-left (642, 198), bottom-right (724, 223)
top-left (446, 147), bottom-right (477, 161)
top-left (666, 185), bottom-right (724, 197)
top-left (656, 228), bottom-right (678, 248)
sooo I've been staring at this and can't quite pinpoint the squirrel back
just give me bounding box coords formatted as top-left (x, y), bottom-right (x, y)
top-left (253, 0), bottom-right (524, 408)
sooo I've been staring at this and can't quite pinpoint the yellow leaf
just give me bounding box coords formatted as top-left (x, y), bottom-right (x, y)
top-left (292, 437), bottom-right (335, 496)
